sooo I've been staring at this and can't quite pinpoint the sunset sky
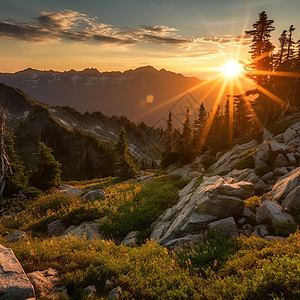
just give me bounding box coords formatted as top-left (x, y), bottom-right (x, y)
top-left (1, 0), bottom-right (300, 78)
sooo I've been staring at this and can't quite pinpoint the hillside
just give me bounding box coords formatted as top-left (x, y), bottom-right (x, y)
top-left (0, 82), bottom-right (162, 180)
top-left (1, 112), bottom-right (300, 299)
top-left (0, 66), bottom-right (217, 126)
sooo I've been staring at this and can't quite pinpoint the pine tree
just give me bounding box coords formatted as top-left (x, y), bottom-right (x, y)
top-left (182, 109), bottom-right (192, 155)
top-left (278, 30), bottom-right (287, 68)
top-left (114, 127), bottom-right (138, 180)
top-left (165, 111), bottom-right (173, 153)
top-left (4, 130), bottom-right (28, 196)
top-left (192, 103), bottom-right (206, 154)
top-left (245, 11), bottom-right (275, 85)
top-left (286, 25), bottom-right (296, 61)
top-left (30, 142), bottom-right (62, 190)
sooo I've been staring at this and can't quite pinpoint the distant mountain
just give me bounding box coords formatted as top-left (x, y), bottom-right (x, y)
top-left (0, 66), bottom-right (216, 126)
top-left (0, 83), bottom-right (162, 180)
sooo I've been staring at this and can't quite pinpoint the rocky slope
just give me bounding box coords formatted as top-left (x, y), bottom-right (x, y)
top-left (0, 66), bottom-right (215, 126)
top-left (151, 114), bottom-right (300, 247)
top-left (0, 82), bottom-right (162, 180)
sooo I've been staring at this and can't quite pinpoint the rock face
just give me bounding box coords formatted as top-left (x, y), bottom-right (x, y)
top-left (150, 176), bottom-right (254, 246)
top-left (0, 244), bottom-right (35, 299)
top-left (27, 268), bottom-right (66, 298)
top-left (62, 221), bottom-right (101, 241)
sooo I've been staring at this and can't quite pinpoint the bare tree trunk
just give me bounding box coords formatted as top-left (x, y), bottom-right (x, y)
top-left (0, 107), bottom-right (12, 199)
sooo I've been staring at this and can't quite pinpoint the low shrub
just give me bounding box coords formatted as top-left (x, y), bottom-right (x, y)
top-left (244, 196), bottom-right (261, 213)
top-left (274, 222), bottom-right (298, 237)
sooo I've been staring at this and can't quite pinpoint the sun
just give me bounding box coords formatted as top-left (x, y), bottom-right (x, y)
top-left (222, 60), bottom-right (243, 78)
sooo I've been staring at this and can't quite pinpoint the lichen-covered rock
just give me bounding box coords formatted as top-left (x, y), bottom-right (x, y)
top-left (82, 189), bottom-right (105, 201)
top-left (0, 244), bottom-right (35, 299)
top-left (47, 220), bottom-right (66, 237)
top-left (121, 231), bottom-right (139, 247)
top-left (108, 286), bottom-right (122, 299)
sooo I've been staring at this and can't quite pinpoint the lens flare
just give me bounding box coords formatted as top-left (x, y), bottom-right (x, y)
top-left (222, 60), bottom-right (243, 78)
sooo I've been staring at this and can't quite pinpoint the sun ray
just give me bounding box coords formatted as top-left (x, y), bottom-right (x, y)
top-left (228, 79), bottom-right (234, 148)
top-left (244, 77), bottom-right (287, 107)
top-left (247, 70), bottom-right (300, 78)
top-left (199, 79), bottom-right (228, 151)
top-left (134, 74), bottom-right (222, 123)
top-left (234, 77), bottom-right (263, 129)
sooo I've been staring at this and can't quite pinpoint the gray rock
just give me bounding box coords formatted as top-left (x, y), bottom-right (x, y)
top-left (6, 231), bottom-right (28, 243)
top-left (47, 220), bottom-right (66, 237)
top-left (282, 186), bottom-right (300, 211)
top-left (283, 128), bottom-right (298, 145)
top-left (108, 286), bottom-right (122, 299)
top-left (255, 158), bottom-right (268, 169)
top-left (286, 153), bottom-right (297, 165)
top-left (62, 221), bottom-right (101, 241)
top-left (270, 141), bottom-right (286, 152)
top-left (104, 279), bottom-right (114, 291)
top-left (84, 285), bottom-right (97, 295)
top-left (261, 172), bottom-right (274, 181)
top-left (82, 189), bottom-right (106, 201)
top-left (150, 176), bottom-right (254, 246)
top-left (237, 218), bottom-right (246, 225)
top-left (265, 235), bottom-right (286, 241)
top-left (208, 217), bottom-right (238, 237)
top-left (0, 244), bottom-right (35, 299)
top-left (274, 153), bottom-right (289, 168)
top-left (27, 268), bottom-right (66, 298)
top-left (121, 231), bottom-right (139, 247)
top-left (274, 167), bottom-right (289, 176)
top-left (255, 180), bottom-right (267, 191)
top-left (257, 224), bottom-right (269, 237)
top-left (270, 167), bottom-right (300, 204)
top-left (59, 184), bottom-right (83, 196)
top-left (243, 207), bottom-right (255, 218)
top-left (256, 200), bottom-right (294, 224)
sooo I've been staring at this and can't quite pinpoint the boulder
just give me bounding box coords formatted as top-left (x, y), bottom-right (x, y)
top-left (282, 186), bottom-right (300, 211)
top-left (62, 221), bottom-right (101, 241)
top-left (6, 231), bottom-right (28, 243)
top-left (255, 158), bottom-right (268, 169)
top-left (150, 176), bottom-right (254, 246)
top-left (243, 207), bottom-right (255, 218)
top-left (286, 153), bottom-right (297, 165)
top-left (269, 141), bottom-right (286, 152)
top-left (270, 167), bottom-right (300, 204)
top-left (256, 200), bottom-right (294, 224)
top-left (59, 184), bottom-right (83, 196)
top-left (121, 231), bottom-right (139, 247)
top-left (0, 244), bottom-right (35, 299)
top-left (47, 220), bottom-right (66, 237)
top-left (274, 154), bottom-right (289, 168)
top-left (207, 217), bottom-right (238, 237)
top-left (27, 268), bottom-right (66, 298)
top-left (108, 286), bottom-right (122, 299)
top-left (82, 189), bottom-right (106, 201)
top-left (261, 172), bottom-right (274, 181)
top-left (274, 167), bottom-right (289, 176)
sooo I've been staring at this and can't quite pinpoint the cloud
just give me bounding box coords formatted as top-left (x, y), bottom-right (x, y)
top-left (142, 34), bottom-right (192, 45)
top-left (0, 9), bottom-right (192, 47)
top-left (199, 34), bottom-right (251, 46)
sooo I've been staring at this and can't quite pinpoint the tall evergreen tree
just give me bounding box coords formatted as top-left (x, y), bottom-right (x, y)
top-left (165, 111), bottom-right (173, 153)
top-left (181, 109), bottom-right (192, 155)
top-left (278, 30), bottom-right (287, 68)
top-left (30, 142), bottom-right (62, 190)
top-left (192, 103), bottom-right (206, 154)
top-left (114, 127), bottom-right (138, 180)
top-left (245, 11), bottom-right (275, 86)
top-left (286, 25), bottom-right (296, 61)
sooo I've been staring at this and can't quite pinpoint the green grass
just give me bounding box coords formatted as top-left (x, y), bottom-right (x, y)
top-left (1, 232), bottom-right (300, 299)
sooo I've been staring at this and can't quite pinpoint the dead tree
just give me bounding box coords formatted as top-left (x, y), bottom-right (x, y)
top-left (0, 107), bottom-right (12, 198)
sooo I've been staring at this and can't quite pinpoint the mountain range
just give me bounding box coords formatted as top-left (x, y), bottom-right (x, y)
top-left (0, 82), bottom-right (162, 180)
top-left (0, 66), bottom-right (217, 127)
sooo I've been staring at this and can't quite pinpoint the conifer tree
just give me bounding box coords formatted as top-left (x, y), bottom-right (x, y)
top-left (245, 11), bottom-right (275, 85)
top-left (114, 127), bottom-right (138, 180)
top-left (181, 109), bottom-right (192, 155)
top-left (165, 111), bottom-right (173, 153)
top-left (30, 142), bottom-right (62, 190)
top-left (286, 25), bottom-right (296, 61)
top-left (192, 103), bottom-right (206, 154)
top-left (278, 30), bottom-right (287, 68)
